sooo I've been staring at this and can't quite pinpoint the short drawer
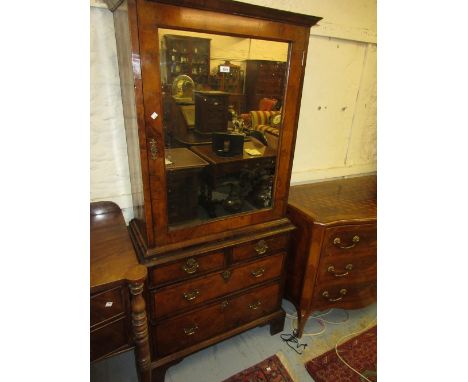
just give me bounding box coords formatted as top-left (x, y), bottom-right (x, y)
top-left (224, 282), bottom-right (281, 330)
top-left (317, 253), bottom-right (376, 284)
top-left (323, 223), bottom-right (376, 257)
top-left (232, 234), bottom-right (289, 263)
top-left (91, 287), bottom-right (125, 327)
top-left (90, 317), bottom-right (129, 361)
top-left (153, 282), bottom-right (281, 357)
top-left (150, 251), bottom-right (225, 288)
top-left (152, 252), bottom-right (285, 319)
top-left (313, 280), bottom-right (376, 310)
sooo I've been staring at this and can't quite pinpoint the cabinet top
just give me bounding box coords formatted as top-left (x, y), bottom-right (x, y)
top-left (288, 175), bottom-right (377, 224)
top-left (145, 0), bottom-right (322, 27)
top-left (90, 202), bottom-right (143, 291)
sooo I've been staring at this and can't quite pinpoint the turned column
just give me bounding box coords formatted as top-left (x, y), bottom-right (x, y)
top-left (127, 265), bottom-right (151, 382)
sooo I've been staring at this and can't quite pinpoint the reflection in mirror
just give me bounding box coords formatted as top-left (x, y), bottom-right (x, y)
top-left (159, 28), bottom-right (288, 228)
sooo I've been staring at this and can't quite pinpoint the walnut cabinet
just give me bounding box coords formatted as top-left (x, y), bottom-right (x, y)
top-left (104, 1), bottom-right (321, 380)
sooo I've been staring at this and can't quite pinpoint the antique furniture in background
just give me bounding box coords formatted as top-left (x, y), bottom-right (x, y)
top-left (162, 34), bottom-right (211, 88)
top-left (106, 0), bottom-right (321, 380)
top-left (244, 60), bottom-right (286, 111)
top-left (194, 91), bottom-right (229, 134)
top-left (285, 175), bottom-right (377, 338)
top-left (90, 201), bottom-right (151, 381)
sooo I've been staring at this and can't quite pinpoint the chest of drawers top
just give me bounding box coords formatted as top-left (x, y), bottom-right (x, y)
top-left (90, 201), bottom-right (140, 292)
top-left (288, 175), bottom-right (376, 225)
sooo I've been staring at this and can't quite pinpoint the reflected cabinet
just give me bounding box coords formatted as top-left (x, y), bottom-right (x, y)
top-left (107, 0), bottom-right (321, 380)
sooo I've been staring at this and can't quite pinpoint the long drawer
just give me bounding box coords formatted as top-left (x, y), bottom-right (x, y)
top-left (151, 252), bottom-right (285, 319)
top-left (153, 282), bottom-right (281, 357)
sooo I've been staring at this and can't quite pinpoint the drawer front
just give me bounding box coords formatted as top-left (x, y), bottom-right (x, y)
top-left (313, 280), bottom-right (376, 310)
top-left (91, 287), bottom-right (125, 327)
top-left (323, 223), bottom-right (376, 257)
top-left (317, 254), bottom-right (376, 284)
top-left (154, 301), bottom-right (225, 357)
top-left (90, 317), bottom-right (129, 361)
top-left (152, 252), bottom-right (285, 319)
top-left (153, 282), bottom-right (281, 357)
top-left (224, 282), bottom-right (281, 330)
top-left (150, 251), bottom-right (225, 288)
top-left (232, 234), bottom-right (289, 263)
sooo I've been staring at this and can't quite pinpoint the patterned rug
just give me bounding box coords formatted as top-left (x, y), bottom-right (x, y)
top-left (305, 326), bottom-right (377, 382)
top-left (222, 354), bottom-right (295, 382)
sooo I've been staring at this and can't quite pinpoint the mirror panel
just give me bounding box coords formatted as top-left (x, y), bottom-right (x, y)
top-left (158, 28), bottom-right (288, 229)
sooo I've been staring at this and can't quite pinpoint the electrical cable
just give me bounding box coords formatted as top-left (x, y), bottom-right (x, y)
top-left (334, 318), bottom-right (377, 382)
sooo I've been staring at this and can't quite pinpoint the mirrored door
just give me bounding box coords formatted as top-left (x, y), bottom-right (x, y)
top-left (158, 29), bottom-right (289, 229)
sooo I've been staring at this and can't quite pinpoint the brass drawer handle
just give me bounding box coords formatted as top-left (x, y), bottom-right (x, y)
top-left (183, 324), bottom-right (198, 336)
top-left (183, 289), bottom-right (200, 301)
top-left (327, 264), bottom-right (353, 277)
top-left (254, 239), bottom-right (269, 255)
top-left (182, 258), bottom-right (199, 274)
top-left (221, 300), bottom-right (229, 309)
top-left (248, 300), bottom-right (262, 310)
top-left (251, 267), bottom-right (265, 278)
top-left (322, 289), bottom-right (347, 302)
top-left (333, 235), bottom-right (360, 249)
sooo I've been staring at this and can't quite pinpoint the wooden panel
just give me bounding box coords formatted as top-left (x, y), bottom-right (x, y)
top-left (151, 252), bottom-right (285, 319)
top-left (323, 223), bottom-right (376, 257)
top-left (90, 317), bottom-right (129, 362)
top-left (91, 287), bottom-right (125, 326)
top-left (149, 251), bottom-right (225, 288)
top-left (232, 233), bottom-right (289, 263)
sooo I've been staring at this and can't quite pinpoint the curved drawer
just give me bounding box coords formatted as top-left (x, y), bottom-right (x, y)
top-left (313, 280), bottom-right (376, 310)
top-left (323, 223), bottom-right (376, 257)
top-left (151, 252), bottom-right (285, 319)
top-left (317, 254), bottom-right (376, 284)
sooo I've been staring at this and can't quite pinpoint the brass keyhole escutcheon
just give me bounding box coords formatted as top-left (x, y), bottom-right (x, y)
top-left (221, 270), bottom-right (231, 281)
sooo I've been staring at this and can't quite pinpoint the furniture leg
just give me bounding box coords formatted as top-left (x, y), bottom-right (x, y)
top-left (269, 310), bottom-right (286, 335)
top-left (127, 266), bottom-right (152, 382)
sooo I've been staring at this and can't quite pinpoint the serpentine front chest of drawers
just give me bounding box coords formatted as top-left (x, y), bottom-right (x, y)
top-left (285, 175), bottom-right (377, 337)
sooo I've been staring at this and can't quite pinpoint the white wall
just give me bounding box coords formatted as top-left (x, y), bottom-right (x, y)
top-left (90, 0), bottom-right (376, 219)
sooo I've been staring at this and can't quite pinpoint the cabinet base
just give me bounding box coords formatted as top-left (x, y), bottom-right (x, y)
top-left (149, 309), bottom-right (285, 382)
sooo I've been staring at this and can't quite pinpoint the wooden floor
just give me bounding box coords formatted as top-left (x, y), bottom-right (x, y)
top-left (91, 300), bottom-right (376, 382)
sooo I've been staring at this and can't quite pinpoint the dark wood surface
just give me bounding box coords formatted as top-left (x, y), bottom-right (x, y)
top-left (190, 140), bottom-right (276, 165)
top-left (90, 201), bottom-right (140, 291)
top-left (285, 175), bottom-right (377, 338)
top-left (288, 175), bottom-right (377, 225)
